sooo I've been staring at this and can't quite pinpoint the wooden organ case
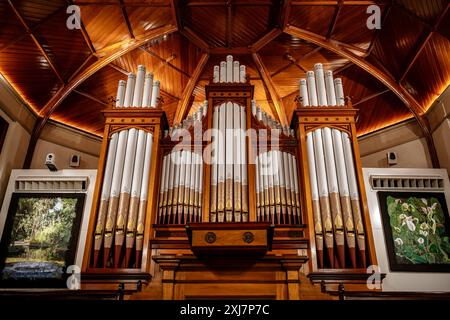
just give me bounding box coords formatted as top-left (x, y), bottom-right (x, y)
top-left (81, 58), bottom-right (381, 299)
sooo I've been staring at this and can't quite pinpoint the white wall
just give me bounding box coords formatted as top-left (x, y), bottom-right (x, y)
top-left (358, 120), bottom-right (432, 169)
top-left (363, 168), bottom-right (450, 292)
top-left (30, 121), bottom-right (101, 170)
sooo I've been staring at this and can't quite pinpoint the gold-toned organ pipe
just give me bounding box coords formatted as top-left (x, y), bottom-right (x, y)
top-left (233, 103), bottom-right (242, 222)
top-left (267, 151), bottom-right (276, 223)
top-left (272, 151), bottom-right (282, 224)
top-left (255, 154), bottom-right (261, 221)
top-left (102, 72), bottom-right (135, 267)
top-left (312, 128), bottom-right (335, 268)
top-left (135, 132), bottom-right (153, 267)
top-left (217, 103), bottom-right (226, 222)
top-left (124, 129), bottom-right (147, 267)
top-left (240, 105), bottom-right (248, 222)
top-left (158, 154), bottom-right (169, 224)
top-left (322, 127), bottom-right (345, 268)
top-left (306, 132), bottom-right (325, 268)
top-left (225, 102), bottom-right (234, 221)
top-left (332, 129), bottom-right (357, 268)
top-left (210, 105), bottom-right (219, 222)
top-left (342, 132), bottom-right (366, 267)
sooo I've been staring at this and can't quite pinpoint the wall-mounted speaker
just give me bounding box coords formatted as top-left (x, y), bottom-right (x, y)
top-left (70, 154), bottom-right (81, 167)
top-left (387, 151), bottom-right (398, 166)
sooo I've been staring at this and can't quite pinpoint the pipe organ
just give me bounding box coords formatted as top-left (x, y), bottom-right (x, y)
top-left (87, 65), bottom-right (166, 271)
top-left (82, 57), bottom-right (378, 299)
top-left (293, 63), bottom-right (372, 270)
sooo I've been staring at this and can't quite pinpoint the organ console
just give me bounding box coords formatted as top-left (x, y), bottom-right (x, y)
top-left (82, 57), bottom-right (379, 299)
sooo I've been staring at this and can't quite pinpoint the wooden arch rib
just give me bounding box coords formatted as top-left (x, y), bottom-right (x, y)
top-left (173, 52), bottom-right (209, 124)
top-left (23, 24), bottom-right (177, 168)
top-left (284, 25), bottom-right (439, 168)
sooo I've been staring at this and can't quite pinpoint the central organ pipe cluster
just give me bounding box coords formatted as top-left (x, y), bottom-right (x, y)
top-left (210, 101), bottom-right (248, 223)
top-left (213, 55), bottom-right (247, 83)
top-left (299, 63), bottom-right (366, 269)
top-left (93, 65), bottom-right (160, 269)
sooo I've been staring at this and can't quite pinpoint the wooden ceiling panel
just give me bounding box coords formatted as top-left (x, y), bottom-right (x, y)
top-left (338, 64), bottom-right (386, 104)
top-left (11, 0), bottom-right (65, 25)
top-left (0, 37), bottom-right (61, 112)
top-left (1, 1), bottom-right (450, 140)
top-left (76, 5), bottom-right (131, 51)
top-left (186, 5), bottom-right (227, 47)
top-left (395, 0), bottom-right (449, 23)
top-left (332, 4), bottom-right (387, 51)
top-left (272, 64), bottom-right (305, 98)
top-left (259, 33), bottom-right (318, 75)
top-left (33, 9), bottom-right (92, 82)
top-left (126, 4), bottom-right (173, 36)
top-left (52, 91), bottom-right (105, 136)
top-left (288, 5), bottom-right (336, 37)
top-left (0, 2), bottom-right (27, 51)
top-left (402, 33), bottom-right (450, 112)
top-left (232, 5), bottom-right (271, 47)
top-left (356, 91), bottom-right (412, 136)
top-left (370, 5), bottom-right (427, 80)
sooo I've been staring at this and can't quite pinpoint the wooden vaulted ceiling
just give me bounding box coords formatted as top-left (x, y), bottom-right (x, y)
top-left (0, 0), bottom-right (449, 141)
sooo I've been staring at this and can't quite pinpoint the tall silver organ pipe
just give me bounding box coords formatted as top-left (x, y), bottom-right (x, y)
top-left (93, 65), bottom-right (160, 268)
top-left (92, 80), bottom-right (125, 267)
top-left (299, 63), bottom-right (366, 268)
top-left (102, 72), bottom-right (134, 267)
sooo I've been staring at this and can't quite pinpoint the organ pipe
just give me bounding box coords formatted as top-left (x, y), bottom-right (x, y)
top-left (342, 132), bottom-right (366, 267)
top-left (150, 80), bottom-right (160, 108)
top-left (220, 62), bottom-right (226, 83)
top-left (322, 127), bottom-right (345, 268)
top-left (114, 65), bottom-right (146, 267)
top-left (313, 129), bottom-right (335, 268)
top-left (306, 132), bottom-right (324, 268)
top-left (325, 71), bottom-right (337, 106)
top-left (334, 78), bottom-right (345, 107)
top-left (314, 63), bottom-right (328, 106)
top-left (332, 129), bottom-right (357, 268)
top-left (300, 63), bottom-right (368, 268)
top-left (307, 71), bottom-right (318, 107)
top-left (233, 103), bottom-right (242, 222)
top-left (213, 66), bottom-right (220, 83)
top-left (102, 72), bottom-right (135, 267)
top-left (226, 55), bottom-right (233, 83)
top-left (93, 79), bottom-right (125, 267)
top-left (299, 79), bottom-right (309, 107)
top-left (142, 73), bottom-right (153, 107)
top-left (135, 132), bottom-right (153, 266)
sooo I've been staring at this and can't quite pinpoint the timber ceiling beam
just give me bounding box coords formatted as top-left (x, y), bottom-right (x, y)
top-left (284, 24), bottom-right (439, 167)
top-left (23, 24), bottom-right (177, 169)
top-left (251, 28), bottom-right (283, 53)
top-left (181, 27), bottom-right (210, 52)
top-left (174, 53), bottom-right (209, 124)
top-left (252, 52), bottom-right (288, 126)
top-left (139, 47), bottom-right (191, 78)
top-left (118, 0), bottom-right (135, 39)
